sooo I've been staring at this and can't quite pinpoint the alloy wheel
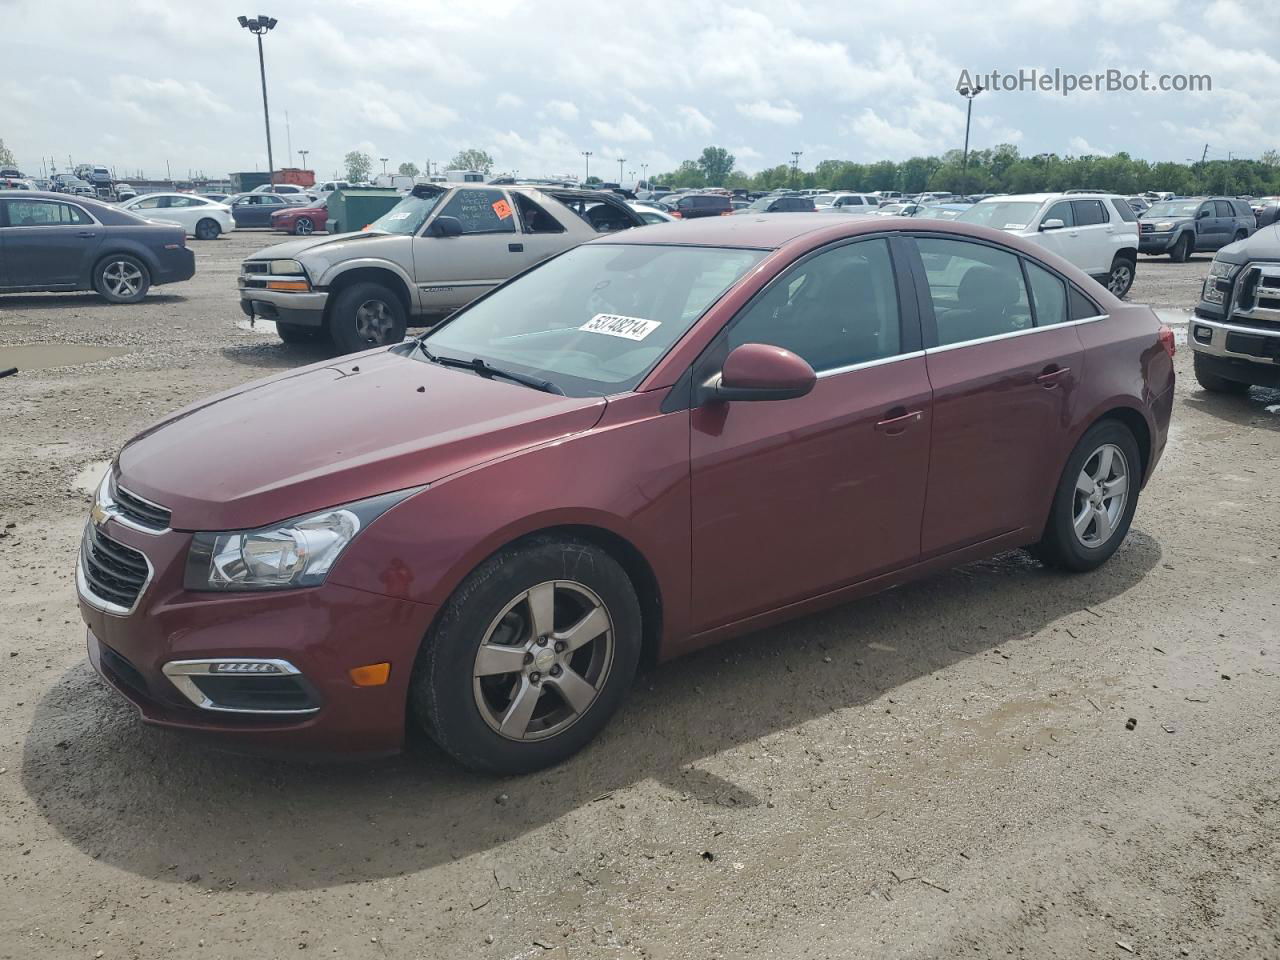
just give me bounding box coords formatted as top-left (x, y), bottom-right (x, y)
top-left (1072, 443), bottom-right (1129, 548)
top-left (296, 217), bottom-right (314, 235)
top-left (472, 580), bottom-right (614, 741)
top-left (353, 299), bottom-right (395, 343)
top-left (1108, 262), bottom-right (1132, 296)
top-left (102, 260), bottom-right (143, 299)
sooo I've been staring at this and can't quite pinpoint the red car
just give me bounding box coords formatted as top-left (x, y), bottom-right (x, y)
top-left (270, 200), bottom-right (327, 235)
top-left (78, 215), bottom-right (1175, 773)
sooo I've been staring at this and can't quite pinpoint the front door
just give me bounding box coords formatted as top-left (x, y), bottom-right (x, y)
top-left (689, 237), bottom-right (931, 632)
top-left (414, 187), bottom-right (520, 316)
top-left (910, 235), bottom-right (1085, 555)
top-left (0, 198), bottom-right (101, 287)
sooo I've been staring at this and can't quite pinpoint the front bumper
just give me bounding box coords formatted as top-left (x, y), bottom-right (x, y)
top-left (78, 515), bottom-right (437, 756)
top-left (1138, 230), bottom-right (1176, 253)
top-left (238, 285), bottom-right (328, 327)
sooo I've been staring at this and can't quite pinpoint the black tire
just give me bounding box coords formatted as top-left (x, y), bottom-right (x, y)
top-left (293, 217), bottom-right (314, 236)
top-left (275, 322), bottom-right (320, 344)
top-left (1032, 420), bottom-right (1142, 573)
top-left (326, 281), bottom-right (407, 353)
top-left (93, 254), bottom-right (151, 304)
top-left (1106, 255), bottom-right (1135, 298)
top-left (411, 536), bottom-right (642, 775)
top-left (1193, 352), bottom-right (1250, 394)
top-left (1169, 233), bottom-right (1192, 262)
top-left (194, 218), bottom-right (220, 240)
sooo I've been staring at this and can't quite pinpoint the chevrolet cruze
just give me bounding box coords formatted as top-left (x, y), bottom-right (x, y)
top-left (78, 214), bottom-right (1175, 774)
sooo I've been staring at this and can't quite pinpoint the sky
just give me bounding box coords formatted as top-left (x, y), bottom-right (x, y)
top-left (1, 0), bottom-right (1276, 183)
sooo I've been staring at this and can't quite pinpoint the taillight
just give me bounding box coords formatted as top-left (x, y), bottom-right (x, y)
top-left (1158, 324), bottom-right (1176, 358)
top-left (669, 210), bottom-right (682, 218)
top-left (720, 209), bottom-right (733, 216)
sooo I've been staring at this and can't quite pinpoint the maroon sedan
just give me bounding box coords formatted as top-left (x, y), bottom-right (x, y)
top-left (78, 215), bottom-right (1175, 773)
top-left (270, 199), bottom-right (327, 235)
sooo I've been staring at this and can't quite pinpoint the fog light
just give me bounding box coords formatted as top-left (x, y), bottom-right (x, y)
top-left (1193, 325), bottom-right (1213, 344)
top-left (349, 662), bottom-right (391, 687)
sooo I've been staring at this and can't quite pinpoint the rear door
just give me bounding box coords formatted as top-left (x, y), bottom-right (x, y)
top-left (414, 187), bottom-right (520, 314)
top-left (1211, 200), bottom-right (1237, 248)
top-left (689, 236), bottom-right (931, 631)
top-left (0, 197), bottom-right (102, 287)
top-left (1069, 199), bottom-right (1112, 275)
top-left (908, 234), bottom-right (1086, 555)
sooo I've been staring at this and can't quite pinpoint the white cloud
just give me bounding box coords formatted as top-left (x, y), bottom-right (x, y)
top-left (590, 113), bottom-right (653, 142)
top-left (736, 100), bottom-right (803, 125)
top-left (1068, 136), bottom-right (1111, 156)
top-left (495, 93), bottom-right (523, 109)
top-left (673, 105), bottom-right (715, 137)
top-left (543, 100), bottom-right (580, 122)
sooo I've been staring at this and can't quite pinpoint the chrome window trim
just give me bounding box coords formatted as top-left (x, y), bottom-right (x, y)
top-left (1, 197), bottom-right (101, 228)
top-left (925, 313), bottom-right (1109, 354)
top-left (76, 525), bottom-right (154, 617)
top-left (816, 349), bottom-right (926, 379)
top-left (161, 658), bottom-right (320, 715)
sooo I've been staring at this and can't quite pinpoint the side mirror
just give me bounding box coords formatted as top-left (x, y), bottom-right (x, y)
top-left (429, 215), bottom-right (463, 238)
top-left (1197, 209), bottom-right (1211, 219)
top-left (1040, 218), bottom-right (1066, 230)
top-left (701, 343), bottom-right (816, 404)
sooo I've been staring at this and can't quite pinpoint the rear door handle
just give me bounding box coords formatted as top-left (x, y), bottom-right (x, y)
top-left (1036, 365), bottom-right (1071, 387)
top-left (875, 409), bottom-right (923, 434)
top-left (508, 242), bottom-right (524, 253)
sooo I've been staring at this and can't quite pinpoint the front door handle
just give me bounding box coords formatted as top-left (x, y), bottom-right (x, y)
top-left (875, 408), bottom-right (923, 435)
top-left (508, 242), bottom-right (524, 253)
top-left (1036, 365), bottom-right (1071, 388)
top-left (76, 231), bottom-right (97, 238)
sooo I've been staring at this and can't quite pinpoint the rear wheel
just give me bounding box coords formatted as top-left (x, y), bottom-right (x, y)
top-left (1106, 255), bottom-right (1135, 298)
top-left (411, 536), bottom-right (642, 774)
top-left (1032, 420), bottom-right (1141, 572)
top-left (1193, 352), bottom-right (1250, 394)
top-left (1169, 233), bottom-right (1192, 262)
top-left (326, 281), bottom-right (406, 354)
top-left (1233, 229), bottom-right (1247, 244)
top-left (94, 255), bottom-right (151, 304)
top-left (294, 217), bottom-right (314, 236)
top-left (194, 218), bottom-right (220, 240)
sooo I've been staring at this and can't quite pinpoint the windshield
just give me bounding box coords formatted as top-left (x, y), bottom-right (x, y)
top-left (919, 205), bottom-right (964, 220)
top-left (420, 244), bottom-right (765, 397)
top-left (368, 191), bottom-right (443, 235)
top-left (813, 194), bottom-right (836, 205)
top-left (747, 197), bottom-right (773, 210)
top-left (1143, 201), bottom-right (1201, 218)
top-left (957, 201), bottom-right (1043, 229)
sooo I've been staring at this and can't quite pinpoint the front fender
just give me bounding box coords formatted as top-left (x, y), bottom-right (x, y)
top-left (314, 257), bottom-right (415, 292)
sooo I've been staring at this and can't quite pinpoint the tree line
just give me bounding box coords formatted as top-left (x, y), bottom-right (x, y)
top-left (655, 145), bottom-right (1280, 197)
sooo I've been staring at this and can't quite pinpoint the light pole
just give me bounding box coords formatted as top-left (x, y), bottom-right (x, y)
top-left (581, 151), bottom-right (592, 182)
top-left (640, 162), bottom-right (648, 186)
top-left (380, 157), bottom-right (389, 176)
top-left (790, 151), bottom-right (803, 187)
top-left (958, 83), bottom-right (984, 196)
top-left (298, 149), bottom-right (308, 171)
top-left (618, 157), bottom-right (626, 183)
top-left (237, 15), bottom-right (279, 186)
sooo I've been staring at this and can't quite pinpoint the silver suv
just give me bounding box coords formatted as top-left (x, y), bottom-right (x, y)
top-left (239, 184), bottom-right (645, 352)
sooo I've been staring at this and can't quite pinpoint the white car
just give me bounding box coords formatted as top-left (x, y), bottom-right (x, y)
top-left (956, 193), bottom-right (1139, 298)
top-left (119, 193), bottom-right (235, 240)
top-left (814, 192), bottom-right (880, 213)
top-left (627, 201), bottom-right (677, 224)
top-left (251, 182), bottom-right (309, 195)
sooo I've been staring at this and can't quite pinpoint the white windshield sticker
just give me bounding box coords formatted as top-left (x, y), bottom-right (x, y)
top-left (1003, 223), bottom-right (1027, 230)
top-left (387, 211), bottom-right (411, 220)
top-left (580, 313), bottom-right (661, 341)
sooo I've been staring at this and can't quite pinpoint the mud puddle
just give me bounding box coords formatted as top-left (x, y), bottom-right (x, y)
top-left (0, 343), bottom-right (131, 373)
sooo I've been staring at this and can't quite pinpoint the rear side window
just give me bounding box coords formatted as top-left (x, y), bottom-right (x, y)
top-left (726, 238), bottom-right (902, 372)
top-left (1214, 200), bottom-right (1234, 217)
top-left (1025, 261), bottom-right (1068, 326)
top-left (1069, 287), bottom-right (1101, 320)
top-left (916, 237), bottom-right (1032, 346)
top-left (1232, 200), bottom-right (1252, 218)
top-left (1110, 198), bottom-right (1138, 222)
top-left (1043, 201), bottom-right (1074, 228)
top-left (1071, 199), bottom-right (1108, 226)
top-left (438, 188), bottom-right (516, 234)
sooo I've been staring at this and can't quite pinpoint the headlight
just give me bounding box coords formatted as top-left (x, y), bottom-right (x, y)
top-left (1154, 221), bottom-right (1174, 231)
top-left (268, 259), bottom-right (305, 275)
top-left (184, 489), bottom-right (419, 592)
top-left (1202, 258), bottom-right (1238, 305)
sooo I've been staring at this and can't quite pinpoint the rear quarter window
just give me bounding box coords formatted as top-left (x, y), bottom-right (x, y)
top-left (1110, 198), bottom-right (1138, 223)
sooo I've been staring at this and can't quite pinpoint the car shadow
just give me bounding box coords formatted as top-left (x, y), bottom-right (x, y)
top-left (1181, 382), bottom-right (1280, 430)
top-left (0, 293), bottom-right (187, 309)
top-left (219, 340), bottom-right (336, 369)
top-left (22, 532), bottom-right (1162, 892)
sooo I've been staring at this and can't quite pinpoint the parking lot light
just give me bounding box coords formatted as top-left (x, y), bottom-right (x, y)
top-left (238, 14), bottom-right (279, 188)
top-left (958, 83), bottom-right (985, 196)
top-left (581, 151), bottom-right (592, 182)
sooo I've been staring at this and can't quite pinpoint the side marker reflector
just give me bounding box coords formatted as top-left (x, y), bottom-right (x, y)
top-left (349, 662), bottom-right (391, 687)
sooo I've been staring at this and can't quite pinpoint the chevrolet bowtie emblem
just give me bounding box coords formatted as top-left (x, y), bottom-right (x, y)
top-left (90, 503), bottom-right (109, 527)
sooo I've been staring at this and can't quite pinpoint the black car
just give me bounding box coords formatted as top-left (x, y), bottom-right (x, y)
top-left (660, 193), bottom-right (733, 218)
top-left (734, 195), bottom-right (816, 215)
top-left (1138, 196), bottom-right (1256, 261)
top-left (227, 192), bottom-right (297, 227)
top-left (0, 190), bottom-right (195, 303)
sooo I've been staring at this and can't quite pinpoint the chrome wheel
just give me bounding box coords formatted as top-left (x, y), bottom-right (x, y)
top-left (354, 299), bottom-right (395, 343)
top-left (102, 260), bottom-right (144, 299)
top-left (1107, 261), bottom-right (1133, 296)
top-left (472, 580), bottom-right (614, 742)
top-left (295, 217), bottom-right (314, 235)
top-left (1073, 443), bottom-right (1129, 548)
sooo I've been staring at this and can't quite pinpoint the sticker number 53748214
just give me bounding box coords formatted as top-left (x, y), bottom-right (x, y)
top-left (579, 313), bottom-right (662, 341)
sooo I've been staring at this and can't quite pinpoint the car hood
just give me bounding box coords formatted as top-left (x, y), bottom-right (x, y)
top-left (117, 349), bottom-right (607, 531)
top-left (244, 230), bottom-right (398, 261)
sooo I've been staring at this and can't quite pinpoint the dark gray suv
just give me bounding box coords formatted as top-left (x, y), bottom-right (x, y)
top-left (1138, 197), bottom-right (1255, 261)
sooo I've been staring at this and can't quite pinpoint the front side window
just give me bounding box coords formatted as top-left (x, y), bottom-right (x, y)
top-left (4, 199), bottom-right (90, 226)
top-left (725, 239), bottom-right (902, 372)
top-left (132, 196), bottom-right (161, 210)
top-left (916, 237), bottom-right (1032, 346)
top-left (1044, 201), bottom-right (1075, 227)
top-left (421, 244), bottom-right (764, 396)
top-left (1025, 260), bottom-right (1068, 326)
top-left (437, 188), bottom-right (515, 235)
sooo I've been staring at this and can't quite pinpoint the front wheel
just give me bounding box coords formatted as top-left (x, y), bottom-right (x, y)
top-left (94, 255), bottom-right (151, 304)
top-left (1106, 255), bottom-right (1135, 298)
top-left (411, 537), bottom-right (642, 774)
top-left (194, 218), bottom-right (220, 240)
top-left (1032, 420), bottom-right (1141, 572)
top-left (326, 281), bottom-right (407, 353)
top-left (1169, 233), bottom-right (1192, 262)
top-left (293, 217), bottom-right (314, 236)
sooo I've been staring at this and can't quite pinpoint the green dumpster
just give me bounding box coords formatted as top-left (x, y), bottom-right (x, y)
top-left (326, 188), bottom-right (403, 234)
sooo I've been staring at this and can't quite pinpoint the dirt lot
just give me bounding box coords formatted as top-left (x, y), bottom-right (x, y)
top-left (1, 235), bottom-right (1278, 960)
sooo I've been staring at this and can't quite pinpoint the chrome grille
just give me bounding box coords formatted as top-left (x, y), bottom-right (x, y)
top-left (79, 524), bottom-right (150, 614)
top-left (112, 481), bottom-right (171, 531)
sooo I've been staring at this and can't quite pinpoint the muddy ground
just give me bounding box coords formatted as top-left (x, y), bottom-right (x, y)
top-left (1, 234), bottom-right (1277, 960)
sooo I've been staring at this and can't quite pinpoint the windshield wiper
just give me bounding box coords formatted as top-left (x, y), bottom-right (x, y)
top-left (414, 342), bottom-right (564, 395)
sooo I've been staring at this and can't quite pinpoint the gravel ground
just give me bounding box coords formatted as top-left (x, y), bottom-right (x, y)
top-left (1, 233), bottom-right (1278, 960)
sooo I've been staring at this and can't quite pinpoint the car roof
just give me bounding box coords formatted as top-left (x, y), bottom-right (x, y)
top-left (594, 212), bottom-right (877, 249)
